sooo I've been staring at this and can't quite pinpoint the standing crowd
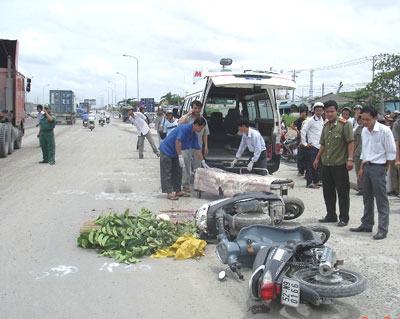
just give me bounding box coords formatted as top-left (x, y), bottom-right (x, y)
top-left (292, 100), bottom-right (397, 240)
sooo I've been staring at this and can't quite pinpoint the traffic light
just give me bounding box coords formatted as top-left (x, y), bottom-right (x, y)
top-left (26, 78), bottom-right (31, 92)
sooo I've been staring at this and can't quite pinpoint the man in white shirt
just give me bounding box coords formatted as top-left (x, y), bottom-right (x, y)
top-left (301, 102), bottom-right (324, 188)
top-left (350, 106), bottom-right (396, 240)
top-left (127, 108), bottom-right (160, 159)
top-left (162, 110), bottom-right (178, 138)
top-left (230, 117), bottom-right (268, 175)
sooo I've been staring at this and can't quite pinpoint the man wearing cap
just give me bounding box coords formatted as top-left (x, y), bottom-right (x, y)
top-left (313, 100), bottom-right (354, 227)
top-left (127, 108), bottom-right (160, 159)
top-left (162, 110), bottom-right (179, 138)
top-left (301, 102), bottom-right (324, 188)
top-left (39, 106), bottom-right (56, 165)
top-left (178, 100), bottom-right (210, 193)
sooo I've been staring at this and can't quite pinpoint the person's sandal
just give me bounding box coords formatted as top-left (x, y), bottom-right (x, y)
top-left (167, 193), bottom-right (179, 200)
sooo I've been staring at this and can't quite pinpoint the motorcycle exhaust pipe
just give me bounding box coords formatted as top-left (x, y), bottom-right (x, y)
top-left (319, 247), bottom-right (336, 276)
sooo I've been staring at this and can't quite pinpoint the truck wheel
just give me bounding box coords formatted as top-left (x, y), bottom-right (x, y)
top-left (8, 125), bottom-right (16, 154)
top-left (14, 129), bottom-right (22, 149)
top-left (0, 124), bottom-right (10, 158)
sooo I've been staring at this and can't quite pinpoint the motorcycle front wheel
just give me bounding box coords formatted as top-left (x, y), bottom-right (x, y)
top-left (283, 197), bottom-right (305, 220)
top-left (292, 268), bottom-right (367, 298)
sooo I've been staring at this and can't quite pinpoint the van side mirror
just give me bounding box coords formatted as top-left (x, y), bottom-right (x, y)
top-left (220, 58), bottom-right (232, 67)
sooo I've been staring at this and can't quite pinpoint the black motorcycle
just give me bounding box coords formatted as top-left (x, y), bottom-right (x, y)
top-left (99, 118), bottom-right (105, 127)
top-left (281, 137), bottom-right (298, 162)
top-left (214, 211), bottom-right (367, 312)
top-left (83, 119), bottom-right (88, 128)
top-left (106, 117), bottom-right (110, 124)
top-left (194, 192), bottom-right (304, 239)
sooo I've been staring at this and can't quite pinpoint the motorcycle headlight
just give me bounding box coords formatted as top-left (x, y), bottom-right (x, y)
top-left (195, 203), bottom-right (209, 231)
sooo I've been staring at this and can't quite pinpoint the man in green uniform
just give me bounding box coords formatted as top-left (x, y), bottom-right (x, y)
top-left (313, 100), bottom-right (354, 227)
top-left (39, 106), bottom-right (56, 165)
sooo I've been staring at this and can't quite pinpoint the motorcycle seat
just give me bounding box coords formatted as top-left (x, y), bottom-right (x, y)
top-left (236, 224), bottom-right (322, 247)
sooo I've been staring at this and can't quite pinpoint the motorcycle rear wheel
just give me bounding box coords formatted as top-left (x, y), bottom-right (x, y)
top-left (283, 197), bottom-right (305, 220)
top-left (292, 268), bottom-right (367, 298)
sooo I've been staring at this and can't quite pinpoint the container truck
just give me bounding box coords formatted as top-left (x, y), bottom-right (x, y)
top-left (0, 39), bottom-right (26, 158)
top-left (49, 90), bottom-right (76, 124)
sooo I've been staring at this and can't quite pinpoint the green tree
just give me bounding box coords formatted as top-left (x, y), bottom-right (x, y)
top-left (367, 53), bottom-right (400, 100)
top-left (160, 92), bottom-right (183, 105)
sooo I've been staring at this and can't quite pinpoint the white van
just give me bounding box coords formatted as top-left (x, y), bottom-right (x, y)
top-left (181, 59), bottom-right (296, 174)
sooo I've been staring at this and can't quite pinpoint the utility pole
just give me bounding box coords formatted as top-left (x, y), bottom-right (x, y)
top-left (372, 55), bottom-right (376, 81)
top-left (321, 82), bottom-right (325, 96)
top-left (309, 69), bottom-right (314, 98)
top-left (292, 70), bottom-right (296, 102)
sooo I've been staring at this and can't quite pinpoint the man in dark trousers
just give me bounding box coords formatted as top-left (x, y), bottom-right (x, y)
top-left (39, 106), bottom-right (56, 165)
top-left (313, 100), bottom-right (354, 227)
top-left (292, 107), bottom-right (308, 176)
top-left (350, 107), bottom-right (396, 240)
top-left (159, 117), bottom-right (210, 200)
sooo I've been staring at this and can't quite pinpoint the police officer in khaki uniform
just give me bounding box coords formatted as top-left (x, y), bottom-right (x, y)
top-left (313, 100), bottom-right (354, 227)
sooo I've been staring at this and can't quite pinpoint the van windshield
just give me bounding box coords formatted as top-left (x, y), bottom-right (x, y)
top-left (205, 98), bottom-right (236, 117)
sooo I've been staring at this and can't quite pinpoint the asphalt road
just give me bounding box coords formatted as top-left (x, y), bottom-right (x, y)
top-left (0, 120), bottom-right (399, 319)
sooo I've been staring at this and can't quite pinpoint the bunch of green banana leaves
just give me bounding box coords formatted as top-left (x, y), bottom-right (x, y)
top-left (77, 208), bottom-right (198, 263)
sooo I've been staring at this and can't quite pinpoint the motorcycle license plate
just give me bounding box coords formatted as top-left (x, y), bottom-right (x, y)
top-left (281, 278), bottom-right (300, 308)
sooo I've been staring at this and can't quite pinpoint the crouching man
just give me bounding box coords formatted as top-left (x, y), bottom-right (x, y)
top-left (159, 117), bottom-right (210, 200)
top-left (230, 117), bottom-right (268, 175)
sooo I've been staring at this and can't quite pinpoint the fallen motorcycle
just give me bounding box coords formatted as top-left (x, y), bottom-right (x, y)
top-left (195, 192), bottom-right (304, 239)
top-left (214, 211), bottom-right (367, 311)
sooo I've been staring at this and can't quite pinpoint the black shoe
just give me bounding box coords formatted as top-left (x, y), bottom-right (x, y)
top-left (39, 160), bottom-right (48, 164)
top-left (318, 217), bottom-right (338, 223)
top-left (337, 221), bottom-right (348, 227)
top-left (349, 225), bottom-right (372, 232)
top-left (373, 232), bottom-right (387, 240)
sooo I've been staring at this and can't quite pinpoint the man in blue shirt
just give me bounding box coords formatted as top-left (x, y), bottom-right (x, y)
top-left (159, 117), bottom-right (210, 200)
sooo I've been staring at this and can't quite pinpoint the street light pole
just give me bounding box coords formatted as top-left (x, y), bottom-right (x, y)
top-left (122, 54), bottom-right (139, 106)
top-left (116, 72), bottom-right (127, 106)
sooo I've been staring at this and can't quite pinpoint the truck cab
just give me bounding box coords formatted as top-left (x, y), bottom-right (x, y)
top-left (180, 59), bottom-right (296, 174)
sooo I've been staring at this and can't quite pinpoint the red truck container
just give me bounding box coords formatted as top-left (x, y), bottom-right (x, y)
top-left (0, 39), bottom-right (26, 157)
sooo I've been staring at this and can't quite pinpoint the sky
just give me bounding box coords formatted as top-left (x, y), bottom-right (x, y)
top-left (1, 0), bottom-right (399, 106)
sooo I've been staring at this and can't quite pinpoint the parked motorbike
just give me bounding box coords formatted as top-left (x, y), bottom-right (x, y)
top-left (194, 192), bottom-right (304, 240)
top-left (106, 117), bottom-right (110, 124)
top-left (83, 119), bottom-right (88, 128)
top-left (89, 120), bottom-right (95, 131)
top-left (281, 137), bottom-right (298, 162)
top-left (99, 118), bottom-right (105, 127)
top-left (214, 211), bottom-right (367, 311)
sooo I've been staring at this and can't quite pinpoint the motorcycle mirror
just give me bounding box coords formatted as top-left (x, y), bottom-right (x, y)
top-left (218, 270), bottom-right (226, 281)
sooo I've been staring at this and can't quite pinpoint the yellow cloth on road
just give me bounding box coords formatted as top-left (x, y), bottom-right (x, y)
top-left (152, 235), bottom-right (207, 260)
